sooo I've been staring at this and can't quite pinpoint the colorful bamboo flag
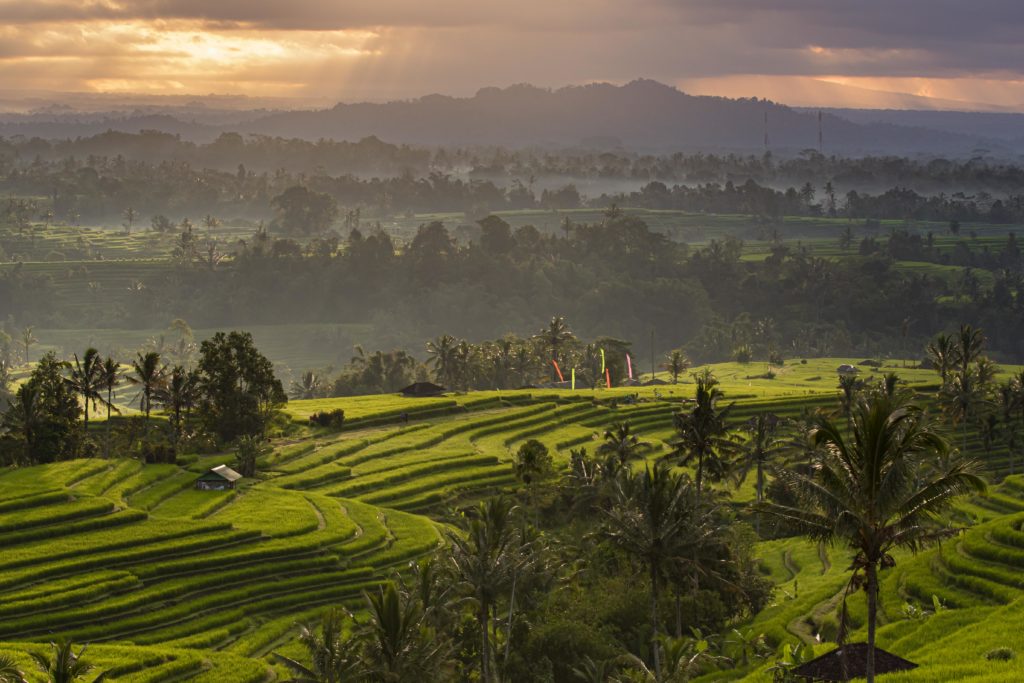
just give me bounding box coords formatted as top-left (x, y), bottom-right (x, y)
top-left (605, 368), bottom-right (612, 389)
top-left (626, 353), bottom-right (634, 380)
top-left (600, 348), bottom-right (606, 374)
top-left (552, 359), bottom-right (565, 382)
top-left (571, 368), bottom-right (576, 390)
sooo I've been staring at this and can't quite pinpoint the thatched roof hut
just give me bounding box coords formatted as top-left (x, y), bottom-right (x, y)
top-left (400, 382), bottom-right (447, 397)
top-left (792, 643), bottom-right (918, 682)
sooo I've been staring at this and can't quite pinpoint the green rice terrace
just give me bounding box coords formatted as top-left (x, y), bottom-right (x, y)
top-left (0, 358), bottom-right (1023, 680)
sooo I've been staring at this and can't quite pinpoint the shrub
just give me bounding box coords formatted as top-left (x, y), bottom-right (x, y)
top-left (733, 344), bottom-right (753, 363)
top-left (309, 408), bottom-right (345, 429)
top-left (986, 647), bottom-right (1015, 661)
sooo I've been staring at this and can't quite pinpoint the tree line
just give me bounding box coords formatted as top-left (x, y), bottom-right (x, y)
top-left (0, 330), bottom-right (285, 467)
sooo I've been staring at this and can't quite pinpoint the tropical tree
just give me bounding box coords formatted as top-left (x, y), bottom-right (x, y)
top-left (30, 640), bottom-right (105, 683)
top-left (100, 358), bottom-right (120, 458)
top-left (736, 413), bottom-right (784, 534)
top-left (535, 316), bottom-right (575, 382)
top-left (291, 371), bottom-right (323, 400)
top-left (662, 350), bottom-right (691, 384)
top-left (426, 335), bottom-right (459, 388)
top-left (234, 434), bottom-right (269, 478)
top-left (597, 421), bottom-right (649, 470)
top-left (955, 323), bottom-right (985, 377)
top-left (940, 368), bottom-right (988, 456)
top-left (19, 326), bottom-right (36, 365)
top-left (272, 608), bottom-right (363, 682)
top-left (68, 348), bottom-right (106, 433)
top-left (672, 374), bottom-right (737, 502)
top-left (837, 374), bottom-right (864, 421)
top-left (926, 333), bottom-right (957, 387)
top-left (758, 395), bottom-right (985, 683)
top-left (601, 463), bottom-right (696, 680)
top-left (447, 497), bottom-right (518, 682)
top-left (361, 582), bottom-right (445, 681)
top-left (127, 351), bottom-right (165, 419)
top-left (155, 366), bottom-right (199, 452)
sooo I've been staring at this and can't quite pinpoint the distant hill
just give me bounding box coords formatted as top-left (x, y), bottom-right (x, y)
top-left (0, 79), bottom-right (1019, 155)
top-left (243, 80), bottom-right (990, 154)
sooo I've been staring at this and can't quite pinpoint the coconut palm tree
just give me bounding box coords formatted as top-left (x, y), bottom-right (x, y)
top-left (758, 395), bottom-right (985, 683)
top-left (127, 351), bottom-right (165, 419)
top-left (535, 316), bottom-right (574, 382)
top-left (272, 608), bottom-right (363, 682)
top-left (597, 421), bottom-right (650, 469)
top-left (998, 380), bottom-right (1021, 475)
top-left (2, 382), bottom-right (44, 465)
top-left (361, 582), bottom-right (445, 681)
top-left (940, 368), bottom-right (989, 457)
top-left (19, 326), bottom-right (37, 365)
top-left (601, 463), bottom-right (696, 680)
top-left (672, 374), bottom-right (737, 503)
top-left (100, 357), bottom-right (120, 458)
top-left (955, 323), bottom-right (985, 377)
top-left (68, 348), bottom-right (106, 434)
top-left (426, 334), bottom-right (458, 388)
top-left (290, 371), bottom-right (323, 400)
top-left (736, 413), bottom-right (784, 534)
top-left (30, 640), bottom-right (105, 683)
top-left (926, 333), bottom-right (957, 387)
top-left (155, 366), bottom-right (199, 453)
top-left (447, 496), bottom-right (518, 683)
top-left (662, 349), bottom-right (690, 384)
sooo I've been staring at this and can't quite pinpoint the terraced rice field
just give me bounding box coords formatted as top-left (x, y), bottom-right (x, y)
top-left (1, 358), bottom-right (1024, 680)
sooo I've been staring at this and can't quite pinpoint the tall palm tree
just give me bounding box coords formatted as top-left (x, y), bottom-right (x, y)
top-left (597, 421), bottom-right (649, 470)
top-left (30, 640), bottom-right (105, 683)
top-left (272, 608), bottom-right (362, 683)
top-left (955, 323), bottom-right (985, 377)
top-left (361, 582), bottom-right (444, 681)
top-left (535, 316), bottom-right (574, 382)
top-left (447, 496), bottom-right (518, 683)
top-left (155, 366), bottom-right (199, 453)
top-left (736, 412), bottom-right (784, 534)
top-left (601, 463), bottom-right (696, 680)
top-left (100, 358), bottom-right (120, 459)
top-left (20, 326), bottom-right (37, 365)
top-left (127, 351), bottom-right (165, 419)
top-left (758, 395), bottom-right (985, 683)
top-left (941, 368), bottom-right (988, 457)
top-left (926, 333), bottom-right (957, 387)
top-left (672, 375), bottom-right (737, 503)
top-left (426, 334), bottom-right (458, 388)
top-left (837, 374), bottom-right (863, 421)
top-left (68, 348), bottom-right (106, 434)
top-left (998, 380), bottom-right (1021, 475)
top-left (2, 383), bottom-right (44, 466)
top-left (662, 349), bottom-right (690, 384)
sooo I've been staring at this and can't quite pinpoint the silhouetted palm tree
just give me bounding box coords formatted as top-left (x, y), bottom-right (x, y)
top-left (100, 357), bottom-right (120, 458)
top-left (672, 375), bottom-right (737, 503)
top-left (535, 316), bottom-right (574, 382)
top-left (601, 463), bottom-right (697, 679)
top-left (736, 413), bottom-right (784, 534)
top-left (758, 395), bottom-right (985, 683)
top-left (68, 348), bottom-right (106, 434)
top-left (597, 421), bottom-right (649, 469)
top-left (662, 349), bottom-right (690, 384)
top-left (447, 497), bottom-right (518, 682)
top-left (272, 608), bottom-right (362, 682)
top-left (926, 333), bottom-right (957, 386)
top-left (127, 351), bottom-right (165, 419)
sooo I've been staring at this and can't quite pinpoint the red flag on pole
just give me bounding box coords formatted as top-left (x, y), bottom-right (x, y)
top-left (605, 368), bottom-right (612, 389)
top-left (552, 360), bottom-right (565, 383)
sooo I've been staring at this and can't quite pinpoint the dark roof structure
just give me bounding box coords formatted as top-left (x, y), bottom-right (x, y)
top-left (198, 464), bottom-right (243, 483)
top-left (642, 378), bottom-right (669, 386)
top-left (400, 382), bottom-right (447, 397)
top-left (792, 643), bottom-right (918, 682)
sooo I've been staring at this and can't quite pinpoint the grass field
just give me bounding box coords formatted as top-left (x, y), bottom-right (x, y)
top-left (2, 352), bottom-right (1024, 679)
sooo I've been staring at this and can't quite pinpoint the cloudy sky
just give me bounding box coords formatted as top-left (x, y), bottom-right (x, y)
top-left (3, 0), bottom-right (1024, 110)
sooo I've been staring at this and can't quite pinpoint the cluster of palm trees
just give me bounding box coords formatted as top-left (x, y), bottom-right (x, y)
top-left (929, 325), bottom-right (1024, 470)
top-left (275, 498), bottom-right (542, 682)
top-left (4, 345), bottom-right (202, 460)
